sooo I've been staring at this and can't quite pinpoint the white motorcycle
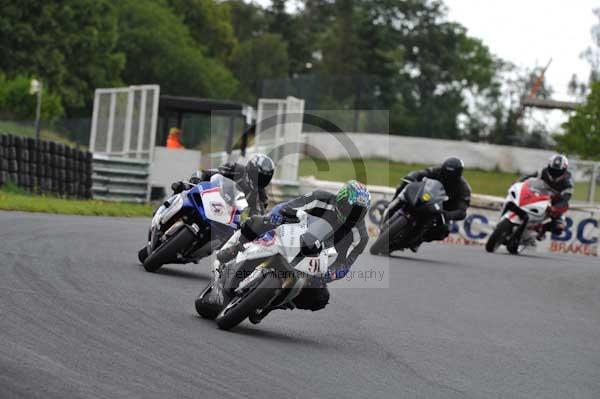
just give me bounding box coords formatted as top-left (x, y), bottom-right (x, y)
top-left (195, 210), bottom-right (337, 330)
top-left (486, 177), bottom-right (553, 254)
top-left (138, 174), bottom-right (248, 273)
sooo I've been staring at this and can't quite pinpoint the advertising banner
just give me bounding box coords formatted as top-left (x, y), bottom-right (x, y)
top-left (366, 193), bottom-right (599, 257)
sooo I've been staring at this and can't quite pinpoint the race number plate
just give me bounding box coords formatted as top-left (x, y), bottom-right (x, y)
top-left (295, 253), bottom-right (328, 276)
top-left (201, 188), bottom-right (235, 225)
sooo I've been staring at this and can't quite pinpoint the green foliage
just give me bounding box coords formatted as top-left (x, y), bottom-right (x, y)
top-left (556, 81), bottom-right (600, 160)
top-left (230, 34), bottom-right (289, 102)
top-left (0, 74), bottom-right (64, 120)
top-left (167, 0), bottom-right (238, 62)
top-left (320, 0), bottom-right (365, 77)
top-left (114, 0), bottom-right (238, 99)
top-left (0, 0), bottom-right (541, 145)
top-left (226, 0), bottom-right (267, 39)
top-left (0, 0), bottom-right (125, 110)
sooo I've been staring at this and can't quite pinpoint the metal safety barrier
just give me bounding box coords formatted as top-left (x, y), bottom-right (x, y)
top-left (92, 154), bottom-right (150, 202)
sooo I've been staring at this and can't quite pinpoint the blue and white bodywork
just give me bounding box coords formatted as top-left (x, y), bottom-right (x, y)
top-left (141, 174), bottom-right (248, 272)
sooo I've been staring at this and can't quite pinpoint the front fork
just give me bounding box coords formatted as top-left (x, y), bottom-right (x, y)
top-left (381, 197), bottom-right (404, 228)
top-left (504, 202), bottom-right (529, 245)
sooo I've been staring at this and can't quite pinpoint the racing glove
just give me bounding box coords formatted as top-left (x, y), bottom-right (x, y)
top-left (324, 263), bottom-right (350, 283)
top-left (269, 204), bottom-right (300, 225)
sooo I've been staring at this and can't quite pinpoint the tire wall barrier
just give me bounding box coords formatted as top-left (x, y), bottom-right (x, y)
top-left (0, 133), bottom-right (92, 198)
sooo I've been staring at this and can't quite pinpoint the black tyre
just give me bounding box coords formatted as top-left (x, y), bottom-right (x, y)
top-left (370, 215), bottom-right (409, 255)
top-left (485, 218), bottom-right (514, 253)
top-left (143, 226), bottom-right (195, 273)
top-left (215, 274), bottom-right (281, 331)
top-left (506, 235), bottom-right (526, 255)
top-left (195, 284), bottom-right (221, 320)
top-left (368, 199), bottom-right (389, 226)
top-left (138, 246), bottom-right (149, 264)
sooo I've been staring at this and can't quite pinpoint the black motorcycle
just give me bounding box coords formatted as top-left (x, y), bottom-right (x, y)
top-left (370, 178), bottom-right (448, 255)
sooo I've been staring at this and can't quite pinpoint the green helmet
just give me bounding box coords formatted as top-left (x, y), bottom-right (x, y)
top-left (335, 180), bottom-right (371, 223)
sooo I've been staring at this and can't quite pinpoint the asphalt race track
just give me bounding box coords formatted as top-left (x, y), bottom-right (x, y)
top-left (1, 211), bottom-right (599, 399)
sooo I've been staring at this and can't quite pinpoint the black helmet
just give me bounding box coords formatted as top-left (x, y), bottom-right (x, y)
top-left (547, 154), bottom-right (569, 180)
top-left (246, 153), bottom-right (275, 188)
top-left (440, 156), bottom-right (464, 181)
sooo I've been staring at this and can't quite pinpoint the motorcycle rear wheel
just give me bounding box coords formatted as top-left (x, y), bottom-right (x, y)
top-left (143, 226), bottom-right (195, 273)
top-left (485, 218), bottom-right (514, 253)
top-left (215, 274), bottom-right (281, 331)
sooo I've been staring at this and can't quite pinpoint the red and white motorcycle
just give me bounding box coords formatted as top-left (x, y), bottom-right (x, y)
top-left (486, 177), bottom-right (555, 254)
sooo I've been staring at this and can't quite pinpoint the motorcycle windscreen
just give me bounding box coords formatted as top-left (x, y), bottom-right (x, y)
top-left (421, 178), bottom-right (448, 203)
top-left (403, 182), bottom-right (424, 207)
top-left (202, 174), bottom-right (239, 225)
top-left (525, 178), bottom-right (553, 196)
top-left (306, 215), bottom-right (334, 247)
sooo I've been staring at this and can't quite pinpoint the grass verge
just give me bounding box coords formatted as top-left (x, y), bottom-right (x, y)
top-left (0, 184), bottom-right (153, 217)
top-left (299, 158), bottom-right (598, 202)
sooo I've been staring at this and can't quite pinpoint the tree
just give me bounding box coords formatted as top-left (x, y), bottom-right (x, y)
top-left (167, 0), bottom-right (238, 63)
top-left (581, 8), bottom-right (600, 84)
top-left (320, 0), bottom-right (366, 77)
top-left (569, 8), bottom-right (600, 96)
top-left (230, 34), bottom-right (289, 102)
top-left (0, 74), bottom-right (64, 121)
top-left (114, 0), bottom-right (238, 99)
top-left (384, 1), bottom-right (497, 138)
top-left (226, 0), bottom-right (268, 39)
top-left (0, 0), bottom-right (124, 111)
top-left (266, 0), bottom-right (314, 75)
top-left (556, 81), bottom-right (600, 160)
top-left (463, 62), bottom-right (554, 147)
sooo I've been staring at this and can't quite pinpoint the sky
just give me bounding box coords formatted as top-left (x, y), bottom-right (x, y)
top-left (445, 0), bottom-right (598, 130)
top-left (445, 0), bottom-right (598, 99)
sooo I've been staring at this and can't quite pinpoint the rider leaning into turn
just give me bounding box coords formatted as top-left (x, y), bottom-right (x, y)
top-left (171, 153), bottom-right (275, 215)
top-left (389, 157), bottom-right (471, 248)
top-left (519, 154), bottom-right (573, 238)
top-left (216, 180), bottom-right (371, 312)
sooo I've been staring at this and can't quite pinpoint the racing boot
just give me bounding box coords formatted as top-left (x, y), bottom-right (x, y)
top-left (216, 242), bottom-right (245, 264)
top-left (248, 303), bottom-right (294, 324)
top-left (409, 243), bottom-right (421, 253)
top-left (195, 260), bottom-right (229, 319)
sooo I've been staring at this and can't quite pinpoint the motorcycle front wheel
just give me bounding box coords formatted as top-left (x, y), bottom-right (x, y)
top-left (485, 218), bottom-right (514, 253)
top-left (370, 215), bottom-right (409, 255)
top-left (143, 226), bottom-right (196, 273)
top-left (215, 273), bottom-right (281, 331)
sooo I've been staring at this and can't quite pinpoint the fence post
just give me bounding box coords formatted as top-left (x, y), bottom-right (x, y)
top-left (89, 90), bottom-right (100, 152)
top-left (590, 163), bottom-right (598, 204)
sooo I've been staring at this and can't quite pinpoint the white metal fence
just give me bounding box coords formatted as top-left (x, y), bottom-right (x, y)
top-left (89, 85), bottom-right (160, 160)
top-left (254, 96), bottom-right (305, 182)
top-left (92, 154), bottom-right (150, 202)
top-left (572, 160), bottom-right (600, 204)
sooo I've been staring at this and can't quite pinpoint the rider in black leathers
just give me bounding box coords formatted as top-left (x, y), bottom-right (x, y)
top-left (387, 157), bottom-right (471, 248)
top-left (171, 154), bottom-right (275, 215)
top-left (518, 154), bottom-right (573, 237)
top-left (197, 181), bottom-right (371, 316)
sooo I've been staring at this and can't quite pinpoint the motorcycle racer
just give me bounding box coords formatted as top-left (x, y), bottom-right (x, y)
top-left (172, 153), bottom-right (275, 215)
top-left (386, 157), bottom-right (471, 248)
top-left (199, 181), bottom-right (371, 316)
top-left (518, 154), bottom-right (573, 238)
